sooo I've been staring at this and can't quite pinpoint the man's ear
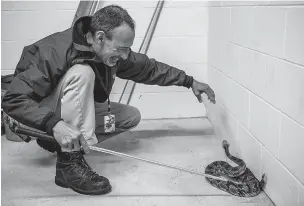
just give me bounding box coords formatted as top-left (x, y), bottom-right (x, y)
top-left (95, 31), bottom-right (106, 43)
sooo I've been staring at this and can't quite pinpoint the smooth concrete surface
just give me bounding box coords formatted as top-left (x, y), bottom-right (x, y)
top-left (1, 118), bottom-right (274, 206)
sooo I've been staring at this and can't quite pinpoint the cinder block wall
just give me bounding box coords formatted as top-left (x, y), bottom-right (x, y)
top-left (207, 1), bottom-right (304, 205)
top-left (1, 1), bottom-right (79, 75)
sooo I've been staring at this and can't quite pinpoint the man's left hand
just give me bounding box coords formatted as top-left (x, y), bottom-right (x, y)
top-left (191, 79), bottom-right (216, 104)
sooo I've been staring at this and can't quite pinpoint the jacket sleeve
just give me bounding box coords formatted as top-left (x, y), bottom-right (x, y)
top-left (1, 45), bottom-right (63, 135)
top-left (116, 50), bottom-right (194, 88)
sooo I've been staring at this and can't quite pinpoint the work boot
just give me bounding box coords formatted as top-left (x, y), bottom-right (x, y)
top-left (36, 139), bottom-right (61, 153)
top-left (55, 151), bottom-right (112, 195)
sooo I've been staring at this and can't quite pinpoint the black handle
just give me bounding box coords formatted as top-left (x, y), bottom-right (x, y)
top-left (14, 126), bottom-right (56, 142)
top-left (14, 125), bottom-right (87, 154)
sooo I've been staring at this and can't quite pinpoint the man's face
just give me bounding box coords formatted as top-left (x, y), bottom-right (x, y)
top-left (91, 22), bottom-right (135, 67)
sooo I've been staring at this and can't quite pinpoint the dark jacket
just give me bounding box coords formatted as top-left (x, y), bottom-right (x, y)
top-left (1, 16), bottom-right (194, 135)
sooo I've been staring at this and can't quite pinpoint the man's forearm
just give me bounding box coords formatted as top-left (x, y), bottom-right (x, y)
top-left (117, 51), bottom-right (194, 88)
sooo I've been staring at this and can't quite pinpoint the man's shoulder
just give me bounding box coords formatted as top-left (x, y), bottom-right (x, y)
top-left (15, 28), bottom-right (74, 74)
top-left (19, 27), bottom-right (74, 63)
top-left (34, 27), bottom-right (73, 51)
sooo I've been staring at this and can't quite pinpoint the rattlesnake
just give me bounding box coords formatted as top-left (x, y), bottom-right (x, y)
top-left (205, 140), bottom-right (267, 197)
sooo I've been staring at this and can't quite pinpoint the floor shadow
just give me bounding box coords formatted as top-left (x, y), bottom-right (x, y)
top-left (90, 127), bottom-right (214, 159)
top-left (126, 128), bottom-right (214, 139)
top-left (29, 154), bottom-right (57, 167)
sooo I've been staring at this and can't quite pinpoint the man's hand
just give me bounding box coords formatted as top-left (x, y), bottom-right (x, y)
top-left (191, 79), bottom-right (216, 104)
top-left (52, 121), bottom-right (90, 154)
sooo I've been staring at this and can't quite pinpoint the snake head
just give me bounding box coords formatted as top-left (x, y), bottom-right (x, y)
top-left (259, 173), bottom-right (267, 190)
top-left (222, 140), bottom-right (229, 149)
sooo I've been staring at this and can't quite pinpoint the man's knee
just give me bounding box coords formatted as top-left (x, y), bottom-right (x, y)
top-left (120, 106), bottom-right (141, 130)
top-left (130, 106), bottom-right (141, 127)
top-left (67, 64), bottom-right (95, 85)
top-left (38, 64), bottom-right (95, 112)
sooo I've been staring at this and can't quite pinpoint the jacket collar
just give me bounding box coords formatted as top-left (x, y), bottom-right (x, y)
top-left (72, 16), bottom-right (95, 54)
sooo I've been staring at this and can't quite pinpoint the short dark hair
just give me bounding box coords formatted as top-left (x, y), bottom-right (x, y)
top-left (89, 5), bottom-right (135, 40)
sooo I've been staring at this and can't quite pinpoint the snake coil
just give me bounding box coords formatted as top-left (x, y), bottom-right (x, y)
top-left (205, 140), bottom-right (267, 197)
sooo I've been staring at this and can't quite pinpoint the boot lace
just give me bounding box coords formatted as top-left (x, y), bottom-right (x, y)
top-left (73, 152), bottom-right (100, 180)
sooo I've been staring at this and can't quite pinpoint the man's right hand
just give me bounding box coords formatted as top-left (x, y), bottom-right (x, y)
top-left (52, 121), bottom-right (89, 153)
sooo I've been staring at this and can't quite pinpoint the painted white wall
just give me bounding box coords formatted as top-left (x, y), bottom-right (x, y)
top-left (1, 1), bottom-right (80, 75)
top-left (207, 1), bottom-right (304, 206)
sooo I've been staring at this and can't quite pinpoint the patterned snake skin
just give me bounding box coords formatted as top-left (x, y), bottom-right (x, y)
top-left (205, 140), bottom-right (267, 197)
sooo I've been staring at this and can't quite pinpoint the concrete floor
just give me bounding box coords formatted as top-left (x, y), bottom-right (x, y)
top-left (1, 118), bottom-right (275, 206)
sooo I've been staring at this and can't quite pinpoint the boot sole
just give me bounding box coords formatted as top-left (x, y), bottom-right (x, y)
top-left (55, 176), bottom-right (112, 195)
